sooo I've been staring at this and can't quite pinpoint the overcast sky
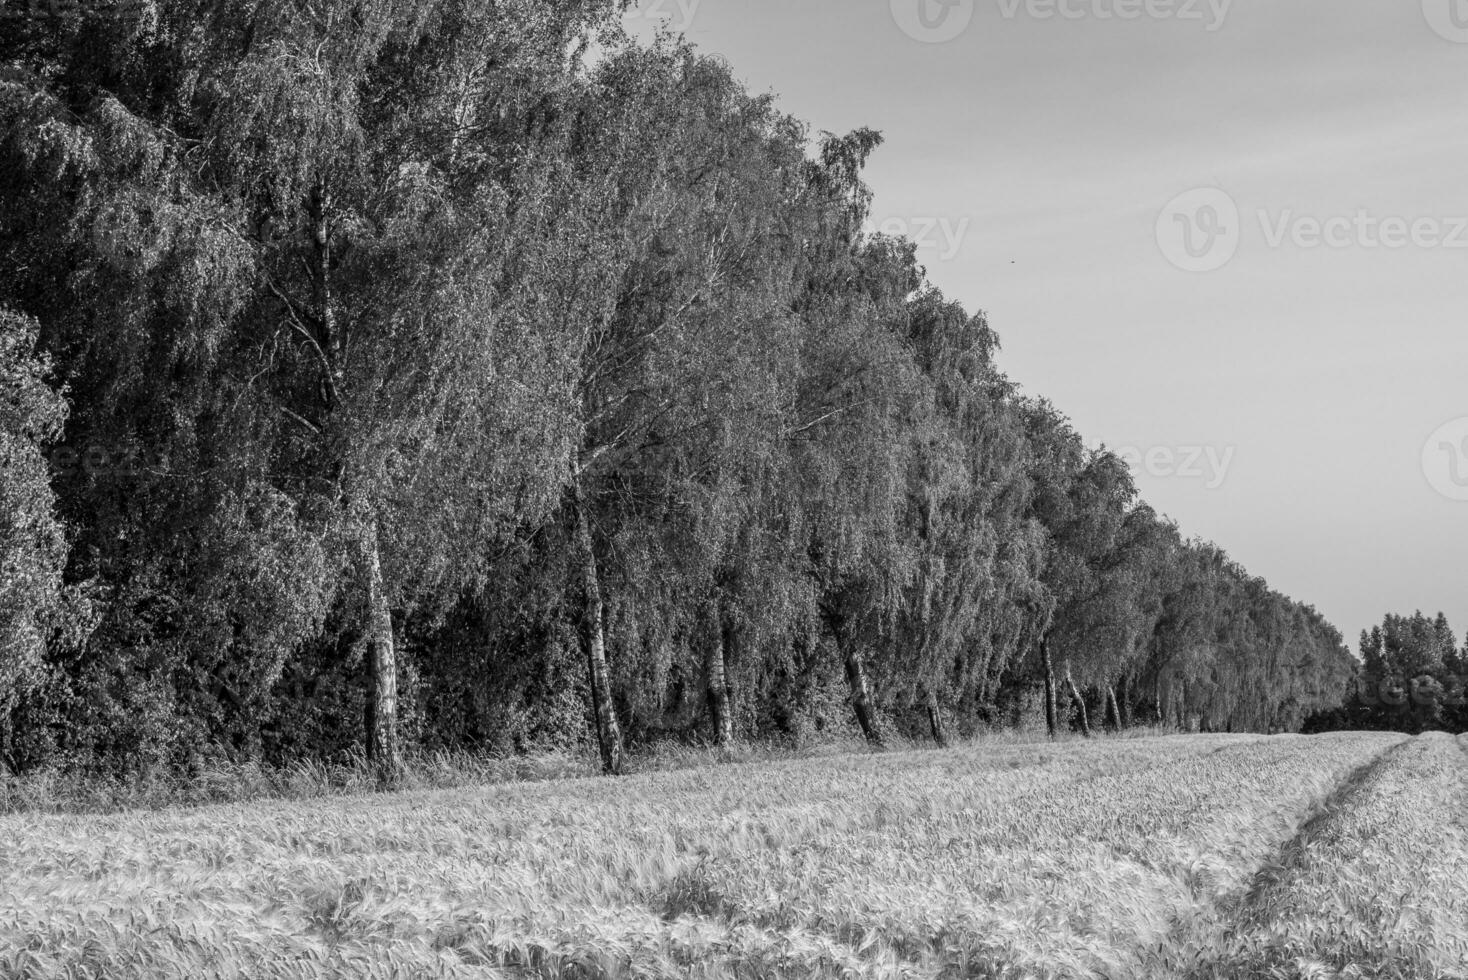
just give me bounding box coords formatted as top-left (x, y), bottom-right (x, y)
top-left (628, 0), bottom-right (1468, 650)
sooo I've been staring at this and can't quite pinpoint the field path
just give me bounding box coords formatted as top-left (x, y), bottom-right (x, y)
top-left (1174, 732), bottom-right (1468, 980)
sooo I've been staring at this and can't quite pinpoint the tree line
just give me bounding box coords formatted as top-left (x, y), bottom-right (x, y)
top-left (1304, 612), bottom-right (1468, 735)
top-left (0, 1), bottom-right (1357, 780)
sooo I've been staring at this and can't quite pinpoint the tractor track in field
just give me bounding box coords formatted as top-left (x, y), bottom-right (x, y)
top-left (1151, 734), bottom-right (1412, 979)
top-left (1195, 732), bottom-right (1468, 980)
top-left (1234, 735), bottom-right (1412, 909)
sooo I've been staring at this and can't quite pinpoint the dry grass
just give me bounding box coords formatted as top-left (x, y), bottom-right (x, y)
top-left (0, 749), bottom-right (605, 817)
top-left (0, 726), bottom-right (1185, 816)
top-left (0, 731), bottom-right (1437, 979)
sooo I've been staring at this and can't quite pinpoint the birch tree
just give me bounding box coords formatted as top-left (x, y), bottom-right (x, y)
top-left (1, 0), bottom-right (629, 776)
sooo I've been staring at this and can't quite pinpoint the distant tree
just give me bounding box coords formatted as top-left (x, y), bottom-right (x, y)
top-left (1053, 504), bottom-right (1174, 731)
top-left (788, 137), bottom-right (928, 749)
top-left (545, 40), bottom-right (852, 768)
top-left (1017, 399), bottom-right (1138, 738)
top-left (883, 289), bottom-right (1028, 744)
top-left (1342, 612), bottom-right (1461, 733)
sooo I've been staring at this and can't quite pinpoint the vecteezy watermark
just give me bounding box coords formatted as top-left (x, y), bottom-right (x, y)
top-left (1094, 441), bottom-right (1237, 489)
top-left (1156, 188), bottom-right (1241, 273)
top-left (862, 215), bottom-right (972, 261)
top-left (995, 0), bottom-right (1232, 30)
top-left (1158, 187), bottom-right (1468, 272)
top-left (46, 444), bottom-right (164, 479)
top-left (1421, 0), bottom-right (1468, 42)
top-left (0, 0), bottom-right (149, 21)
top-left (623, 0), bottom-right (701, 32)
top-left (1422, 417), bottom-right (1468, 501)
top-left (1357, 674), bottom-right (1465, 709)
top-left (1256, 211), bottom-right (1468, 251)
top-left (891, 0), bottom-right (1230, 41)
top-left (890, 0), bottom-right (976, 43)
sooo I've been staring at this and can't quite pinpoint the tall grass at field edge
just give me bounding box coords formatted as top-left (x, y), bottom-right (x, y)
top-left (0, 725), bottom-right (1188, 816)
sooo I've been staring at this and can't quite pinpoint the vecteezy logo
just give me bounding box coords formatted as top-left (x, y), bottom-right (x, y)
top-left (1423, 418), bottom-right (1468, 501)
top-left (1156, 187), bottom-right (1241, 273)
top-left (891, 0), bottom-right (975, 43)
top-left (624, 0), bottom-right (701, 31)
top-left (1422, 0), bottom-right (1468, 42)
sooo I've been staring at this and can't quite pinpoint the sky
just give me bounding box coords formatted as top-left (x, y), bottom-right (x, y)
top-left (627, 0), bottom-right (1468, 651)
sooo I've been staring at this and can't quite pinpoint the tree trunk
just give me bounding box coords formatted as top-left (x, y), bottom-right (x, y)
top-left (359, 518), bottom-right (400, 781)
top-left (1120, 674), bottom-right (1132, 728)
top-left (706, 613), bottom-right (734, 749)
top-left (573, 488), bottom-right (623, 774)
top-left (307, 178), bottom-right (343, 409)
top-left (926, 691), bottom-right (949, 747)
top-left (1041, 635), bottom-right (1058, 739)
top-left (1107, 685), bottom-right (1123, 732)
top-left (1064, 663), bottom-right (1091, 738)
top-left (843, 644), bottom-right (883, 748)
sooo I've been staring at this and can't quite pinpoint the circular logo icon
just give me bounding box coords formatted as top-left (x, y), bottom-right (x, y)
top-left (1422, 0), bottom-right (1468, 42)
top-left (1423, 417), bottom-right (1468, 501)
top-left (891, 0), bottom-right (975, 43)
top-left (1156, 187), bottom-right (1241, 273)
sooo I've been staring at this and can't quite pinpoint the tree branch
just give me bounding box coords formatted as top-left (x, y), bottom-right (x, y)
top-left (280, 405), bottom-right (322, 436)
top-left (265, 275), bottom-right (338, 409)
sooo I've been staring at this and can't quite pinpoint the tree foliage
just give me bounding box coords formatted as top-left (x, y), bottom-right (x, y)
top-left (1309, 611), bottom-right (1467, 735)
top-left (0, 6), bottom-right (1358, 777)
